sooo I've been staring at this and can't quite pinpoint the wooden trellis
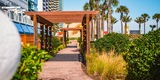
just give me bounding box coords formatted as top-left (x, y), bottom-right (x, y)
top-left (25, 11), bottom-right (98, 54)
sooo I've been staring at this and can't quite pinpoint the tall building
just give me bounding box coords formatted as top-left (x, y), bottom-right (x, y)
top-left (38, 0), bottom-right (63, 11)
top-left (0, 0), bottom-right (37, 35)
top-left (28, 0), bottom-right (38, 11)
top-left (0, 0), bottom-right (28, 10)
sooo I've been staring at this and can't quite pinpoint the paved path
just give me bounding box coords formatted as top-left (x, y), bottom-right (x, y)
top-left (38, 41), bottom-right (92, 80)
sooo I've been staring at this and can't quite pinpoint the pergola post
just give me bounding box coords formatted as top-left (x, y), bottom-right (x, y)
top-left (40, 24), bottom-right (44, 50)
top-left (45, 25), bottom-right (49, 51)
top-left (82, 15), bottom-right (87, 54)
top-left (64, 30), bottom-right (67, 47)
top-left (33, 14), bottom-right (38, 46)
top-left (86, 14), bottom-right (90, 54)
top-left (62, 30), bottom-right (65, 47)
top-left (49, 26), bottom-right (52, 52)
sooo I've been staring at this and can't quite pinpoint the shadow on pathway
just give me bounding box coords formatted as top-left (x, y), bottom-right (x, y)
top-left (38, 41), bottom-right (92, 80)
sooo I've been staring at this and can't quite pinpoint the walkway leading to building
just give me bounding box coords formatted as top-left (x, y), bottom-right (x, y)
top-left (38, 41), bottom-right (92, 80)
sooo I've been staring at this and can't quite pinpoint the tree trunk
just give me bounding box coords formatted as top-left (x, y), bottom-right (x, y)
top-left (124, 22), bottom-right (127, 34)
top-left (91, 20), bottom-right (94, 41)
top-left (96, 0), bottom-right (101, 39)
top-left (107, 0), bottom-right (113, 33)
top-left (111, 24), bottom-right (113, 33)
top-left (157, 20), bottom-right (159, 29)
top-left (101, 11), bottom-right (105, 37)
top-left (144, 22), bottom-right (146, 34)
top-left (121, 20), bottom-right (123, 34)
top-left (139, 24), bottom-right (141, 34)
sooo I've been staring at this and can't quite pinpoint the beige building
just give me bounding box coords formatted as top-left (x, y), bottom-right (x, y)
top-left (63, 23), bottom-right (82, 38)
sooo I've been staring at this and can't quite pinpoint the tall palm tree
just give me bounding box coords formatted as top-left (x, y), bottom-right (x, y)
top-left (83, 2), bottom-right (90, 10)
top-left (95, 0), bottom-right (101, 39)
top-left (141, 13), bottom-right (150, 34)
top-left (104, 12), bottom-right (115, 32)
top-left (83, 0), bottom-right (95, 41)
top-left (134, 17), bottom-right (144, 34)
top-left (150, 25), bottom-right (156, 31)
top-left (152, 13), bottom-right (160, 29)
top-left (122, 15), bottom-right (132, 34)
top-left (111, 16), bottom-right (118, 32)
top-left (116, 5), bottom-right (129, 34)
top-left (107, 0), bottom-right (119, 33)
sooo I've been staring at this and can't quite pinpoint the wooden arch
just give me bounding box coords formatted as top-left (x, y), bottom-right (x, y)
top-left (59, 28), bottom-right (82, 47)
top-left (25, 11), bottom-right (98, 54)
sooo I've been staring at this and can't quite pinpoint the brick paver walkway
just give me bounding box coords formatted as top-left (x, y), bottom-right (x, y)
top-left (38, 41), bottom-right (92, 80)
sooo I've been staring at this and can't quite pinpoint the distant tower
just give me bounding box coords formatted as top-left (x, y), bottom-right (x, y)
top-left (41, 0), bottom-right (63, 11)
top-left (28, 0), bottom-right (38, 11)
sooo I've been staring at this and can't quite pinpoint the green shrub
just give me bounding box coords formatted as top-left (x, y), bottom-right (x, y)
top-left (95, 33), bottom-right (130, 54)
top-left (12, 44), bottom-right (51, 80)
top-left (52, 37), bottom-right (61, 53)
top-left (123, 29), bottom-right (160, 80)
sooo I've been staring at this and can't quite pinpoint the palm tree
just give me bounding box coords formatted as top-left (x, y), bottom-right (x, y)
top-left (141, 13), bottom-right (150, 34)
top-left (83, 0), bottom-right (95, 41)
top-left (104, 14), bottom-right (117, 33)
top-left (107, 0), bottom-right (119, 33)
top-left (134, 17), bottom-right (144, 34)
top-left (95, 0), bottom-right (101, 39)
top-left (83, 2), bottom-right (90, 10)
top-left (122, 15), bottom-right (132, 34)
top-left (150, 25), bottom-right (156, 31)
top-left (116, 5), bottom-right (129, 34)
top-left (111, 16), bottom-right (118, 32)
top-left (152, 13), bottom-right (160, 29)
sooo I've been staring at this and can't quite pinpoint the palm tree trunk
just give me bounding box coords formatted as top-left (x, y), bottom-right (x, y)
top-left (101, 11), bottom-right (105, 37)
top-left (157, 20), bottom-right (159, 29)
top-left (96, 0), bottom-right (101, 39)
top-left (111, 24), bottom-right (113, 33)
top-left (124, 22), bottom-right (127, 34)
top-left (121, 20), bottom-right (123, 34)
top-left (144, 22), bottom-right (146, 34)
top-left (91, 20), bottom-right (94, 41)
top-left (139, 24), bottom-right (141, 34)
top-left (89, 0), bottom-right (94, 41)
top-left (107, 0), bottom-right (113, 33)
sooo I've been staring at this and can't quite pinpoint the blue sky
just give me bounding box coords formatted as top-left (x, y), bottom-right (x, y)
top-left (63, 0), bottom-right (160, 33)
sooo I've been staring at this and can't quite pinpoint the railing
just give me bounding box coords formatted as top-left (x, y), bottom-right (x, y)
top-left (4, 10), bottom-right (33, 26)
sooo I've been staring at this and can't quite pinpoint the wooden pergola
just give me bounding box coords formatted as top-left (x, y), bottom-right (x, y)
top-left (60, 28), bottom-right (82, 47)
top-left (25, 11), bottom-right (98, 54)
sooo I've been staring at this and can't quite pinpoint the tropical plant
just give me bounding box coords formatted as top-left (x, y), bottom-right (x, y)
top-left (95, 0), bottom-right (101, 39)
top-left (95, 33), bottom-right (130, 54)
top-left (150, 25), bottom-right (156, 31)
top-left (83, 2), bottom-right (90, 10)
top-left (52, 24), bottom-right (59, 36)
top-left (83, 0), bottom-right (96, 41)
top-left (122, 15), bottom-right (132, 34)
top-left (107, 0), bottom-right (119, 33)
top-left (123, 29), bottom-right (160, 80)
top-left (141, 13), bottom-right (150, 34)
top-left (12, 44), bottom-right (51, 80)
top-left (116, 5), bottom-right (129, 34)
top-left (134, 17), bottom-right (144, 34)
top-left (152, 13), bottom-right (160, 29)
top-left (51, 37), bottom-right (61, 53)
top-left (111, 16), bottom-right (118, 32)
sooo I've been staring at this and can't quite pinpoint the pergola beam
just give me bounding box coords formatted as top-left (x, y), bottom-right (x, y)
top-left (37, 15), bottom-right (53, 26)
top-left (60, 28), bottom-right (82, 31)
